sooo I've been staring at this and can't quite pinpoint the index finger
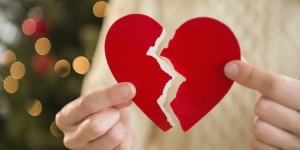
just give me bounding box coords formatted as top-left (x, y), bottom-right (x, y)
top-left (224, 60), bottom-right (300, 110)
top-left (56, 82), bottom-right (136, 129)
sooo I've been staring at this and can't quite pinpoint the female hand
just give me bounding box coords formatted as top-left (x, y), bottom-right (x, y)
top-left (55, 82), bottom-right (136, 150)
top-left (225, 60), bottom-right (300, 150)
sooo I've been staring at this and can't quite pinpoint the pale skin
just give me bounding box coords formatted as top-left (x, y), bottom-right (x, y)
top-left (56, 60), bottom-right (300, 150)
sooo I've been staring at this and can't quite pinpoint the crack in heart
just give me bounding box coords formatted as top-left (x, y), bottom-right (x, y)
top-left (146, 28), bottom-right (186, 127)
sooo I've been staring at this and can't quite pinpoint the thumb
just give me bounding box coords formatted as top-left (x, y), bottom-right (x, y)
top-left (111, 82), bottom-right (136, 108)
top-left (224, 60), bottom-right (278, 97)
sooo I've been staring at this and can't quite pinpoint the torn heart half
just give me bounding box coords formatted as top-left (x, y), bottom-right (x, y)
top-left (105, 14), bottom-right (240, 132)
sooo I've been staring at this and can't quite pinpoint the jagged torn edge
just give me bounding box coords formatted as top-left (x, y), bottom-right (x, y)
top-left (146, 28), bottom-right (184, 127)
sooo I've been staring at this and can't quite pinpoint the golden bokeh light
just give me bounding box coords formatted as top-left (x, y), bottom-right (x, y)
top-left (3, 76), bottom-right (19, 94)
top-left (0, 50), bottom-right (16, 65)
top-left (35, 37), bottom-right (51, 55)
top-left (54, 60), bottom-right (71, 78)
top-left (93, 1), bottom-right (109, 17)
top-left (10, 61), bottom-right (26, 79)
top-left (27, 99), bottom-right (42, 117)
top-left (50, 121), bottom-right (62, 137)
top-left (72, 56), bottom-right (90, 75)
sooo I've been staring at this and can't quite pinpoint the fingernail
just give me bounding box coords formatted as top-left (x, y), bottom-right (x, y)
top-left (225, 62), bottom-right (239, 78)
top-left (116, 83), bottom-right (134, 99)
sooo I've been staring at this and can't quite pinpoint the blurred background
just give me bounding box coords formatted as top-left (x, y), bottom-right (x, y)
top-left (0, 0), bottom-right (109, 149)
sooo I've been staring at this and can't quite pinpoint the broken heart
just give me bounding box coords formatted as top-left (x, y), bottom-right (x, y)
top-left (105, 14), bottom-right (240, 132)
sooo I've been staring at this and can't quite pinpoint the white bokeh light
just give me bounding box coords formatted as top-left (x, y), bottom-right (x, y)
top-left (0, 22), bottom-right (20, 44)
top-left (0, 10), bottom-right (20, 45)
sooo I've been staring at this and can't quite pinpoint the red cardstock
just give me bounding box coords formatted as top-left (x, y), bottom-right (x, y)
top-left (105, 14), bottom-right (240, 132)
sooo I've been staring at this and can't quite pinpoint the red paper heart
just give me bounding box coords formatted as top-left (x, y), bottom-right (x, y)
top-left (105, 14), bottom-right (240, 131)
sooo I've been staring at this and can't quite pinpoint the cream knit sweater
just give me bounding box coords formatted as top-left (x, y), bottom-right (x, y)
top-left (82, 0), bottom-right (300, 149)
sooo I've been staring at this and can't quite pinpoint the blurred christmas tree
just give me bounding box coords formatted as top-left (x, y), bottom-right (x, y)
top-left (0, 0), bottom-right (109, 149)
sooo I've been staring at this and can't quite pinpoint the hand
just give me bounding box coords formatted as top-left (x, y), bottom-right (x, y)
top-left (224, 60), bottom-right (300, 150)
top-left (55, 82), bottom-right (136, 150)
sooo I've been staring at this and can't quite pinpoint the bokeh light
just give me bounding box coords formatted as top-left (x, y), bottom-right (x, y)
top-left (10, 61), bottom-right (26, 79)
top-left (50, 121), bottom-right (62, 137)
top-left (93, 1), bottom-right (109, 18)
top-left (27, 99), bottom-right (42, 117)
top-left (72, 56), bottom-right (90, 75)
top-left (0, 50), bottom-right (16, 65)
top-left (28, 7), bottom-right (44, 21)
top-left (54, 60), bottom-right (71, 78)
top-left (22, 19), bottom-right (37, 36)
top-left (30, 54), bottom-right (53, 77)
top-left (35, 37), bottom-right (51, 55)
top-left (0, 22), bottom-right (20, 44)
top-left (3, 76), bottom-right (19, 94)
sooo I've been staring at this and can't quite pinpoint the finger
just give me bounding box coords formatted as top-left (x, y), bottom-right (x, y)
top-left (84, 122), bottom-right (126, 150)
top-left (113, 131), bottom-right (134, 150)
top-left (252, 118), bottom-right (300, 150)
top-left (224, 60), bottom-right (300, 110)
top-left (115, 100), bottom-right (133, 109)
top-left (255, 96), bottom-right (300, 136)
top-left (224, 60), bottom-right (279, 96)
top-left (252, 137), bottom-right (280, 150)
top-left (63, 108), bottom-right (120, 149)
top-left (56, 82), bottom-right (136, 129)
top-left (119, 107), bottom-right (132, 127)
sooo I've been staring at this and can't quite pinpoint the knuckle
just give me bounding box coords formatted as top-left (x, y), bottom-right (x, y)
top-left (244, 66), bottom-right (256, 85)
top-left (55, 112), bottom-right (67, 130)
top-left (107, 87), bottom-right (119, 103)
top-left (254, 97), bottom-right (269, 116)
top-left (251, 138), bottom-right (259, 150)
top-left (115, 137), bottom-right (133, 150)
top-left (252, 120), bottom-right (266, 138)
top-left (55, 113), bottom-right (63, 129)
top-left (244, 65), bottom-right (281, 95)
top-left (262, 73), bottom-right (286, 96)
top-left (87, 118), bottom-right (107, 136)
top-left (63, 136), bottom-right (76, 149)
top-left (106, 124), bottom-right (126, 146)
top-left (79, 95), bottom-right (97, 113)
top-left (264, 75), bottom-right (280, 94)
